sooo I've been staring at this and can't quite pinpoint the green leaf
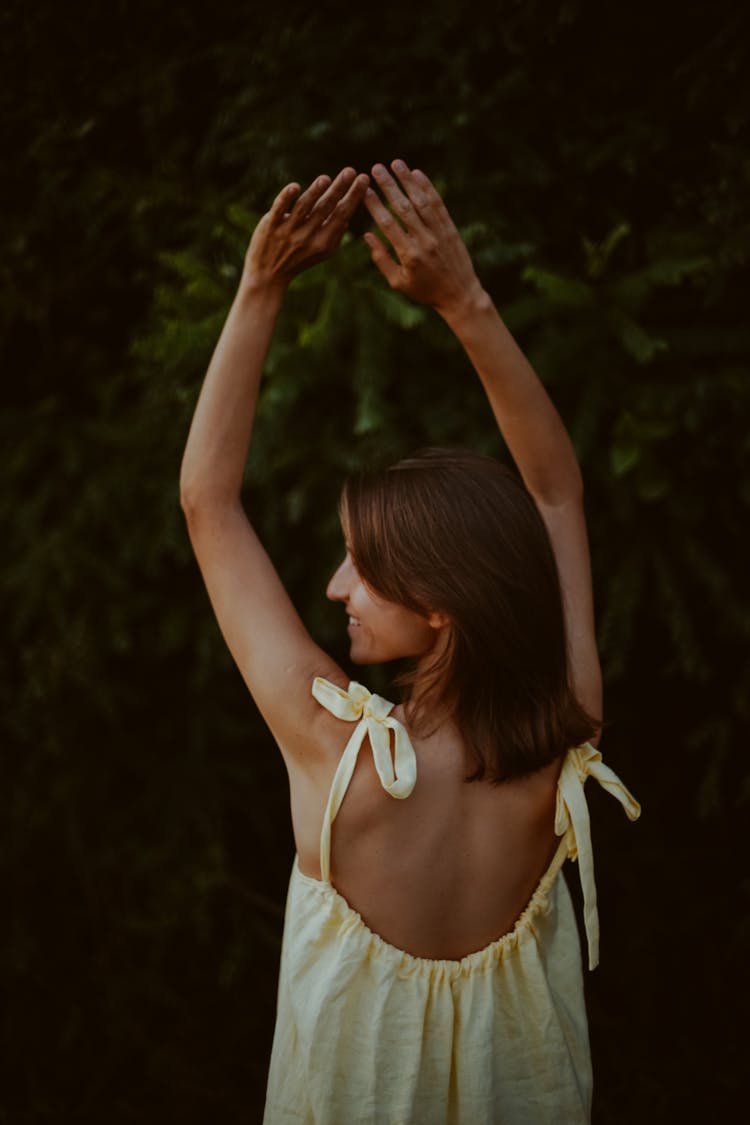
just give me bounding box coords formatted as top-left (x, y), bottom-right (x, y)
top-left (612, 312), bottom-right (669, 364)
top-left (582, 222), bottom-right (631, 278)
top-left (371, 287), bottom-right (427, 329)
top-left (610, 439), bottom-right (641, 477)
top-left (521, 265), bottom-right (595, 307)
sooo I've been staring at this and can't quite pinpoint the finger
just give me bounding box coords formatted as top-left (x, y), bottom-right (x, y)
top-left (371, 163), bottom-right (424, 234)
top-left (396, 163), bottom-right (452, 226)
top-left (309, 167), bottom-right (359, 224)
top-left (363, 186), bottom-right (411, 257)
top-left (289, 174), bottom-right (333, 224)
top-left (320, 172), bottom-right (370, 230)
top-left (268, 182), bottom-right (301, 226)
top-left (363, 232), bottom-right (402, 288)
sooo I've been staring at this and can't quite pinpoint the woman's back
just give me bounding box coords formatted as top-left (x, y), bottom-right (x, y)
top-left (296, 704), bottom-right (562, 960)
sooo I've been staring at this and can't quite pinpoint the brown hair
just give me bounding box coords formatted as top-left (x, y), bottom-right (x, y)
top-left (340, 447), bottom-right (599, 784)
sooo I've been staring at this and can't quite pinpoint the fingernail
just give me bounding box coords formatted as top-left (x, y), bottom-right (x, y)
top-left (392, 159), bottom-right (406, 172)
top-left (372, 164), bottom-right (385, 176)
top-left (365, 187), bottom-right (375, 197)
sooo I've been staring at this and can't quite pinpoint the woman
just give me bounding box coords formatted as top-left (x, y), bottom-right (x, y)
top-left (180, 161), bottom-right (640, 1123)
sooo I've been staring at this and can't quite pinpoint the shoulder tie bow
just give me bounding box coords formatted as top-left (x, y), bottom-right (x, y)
top-left (312, 678), bottom-right (417, 881)
top-left (555, 742), bottom-right (641, 970)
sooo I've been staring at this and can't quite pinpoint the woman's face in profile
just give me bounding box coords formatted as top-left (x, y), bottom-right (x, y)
top-left (326, 549), bottom-right (438, 666)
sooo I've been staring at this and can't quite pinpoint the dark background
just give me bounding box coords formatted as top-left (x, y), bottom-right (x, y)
top-left (2, 0), bottom-right (748, 1120)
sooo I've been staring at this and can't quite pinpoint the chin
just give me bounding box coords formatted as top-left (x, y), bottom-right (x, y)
top-left (349, 640), bottom-right (385, 666)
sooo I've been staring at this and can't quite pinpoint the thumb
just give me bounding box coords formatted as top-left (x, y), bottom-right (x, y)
top-left (364, 233), bottom-right (401, 289)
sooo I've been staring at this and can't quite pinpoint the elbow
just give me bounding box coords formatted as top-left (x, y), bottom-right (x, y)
top-left (534, 465), bottom-right (584, 509)
top-left (179, 486), bottom-right (205, 537)
top-left (179, 482), bottom-right (244, 526)
top-left (180, 489), bottom-right (198, 526)
top-left (179, 475), bottom-right (201, 521)
top-left (566, 462), bottom-right (585, 505)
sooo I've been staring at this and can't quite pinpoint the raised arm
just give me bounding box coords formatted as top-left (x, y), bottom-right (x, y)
top-left (362, 161), bottom-right (601, 728)
top-left (180, 168), bottom-right (370, 769)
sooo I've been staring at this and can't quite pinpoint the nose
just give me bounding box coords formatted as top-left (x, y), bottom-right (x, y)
top-left (326, 555), bottom-right (353, 602)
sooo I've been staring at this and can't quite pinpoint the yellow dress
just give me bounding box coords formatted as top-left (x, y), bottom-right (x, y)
top-left (263, 678), bottom-right (640, 1125)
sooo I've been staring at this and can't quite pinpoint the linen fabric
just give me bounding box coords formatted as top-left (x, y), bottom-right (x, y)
top-left (263, 678), bottom-right (640, 1124)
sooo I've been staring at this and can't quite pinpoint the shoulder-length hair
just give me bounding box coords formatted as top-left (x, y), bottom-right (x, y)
top-left (340, 447), bottom-right (599, 783)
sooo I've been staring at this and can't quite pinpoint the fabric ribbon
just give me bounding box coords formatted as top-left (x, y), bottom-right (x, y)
top-left (555, 742), bottom-right (641, 970)
top-left (312, 678), bottom-right (418, 881)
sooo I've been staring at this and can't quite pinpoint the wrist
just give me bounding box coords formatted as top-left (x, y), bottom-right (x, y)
top-left (436, 282), bottom-right (494, 330)
top-left (237, 269), bottom-right (288, 307)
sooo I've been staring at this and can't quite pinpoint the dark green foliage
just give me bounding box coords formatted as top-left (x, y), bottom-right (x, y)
top-left (2, 1), bottom-right (748, 1120)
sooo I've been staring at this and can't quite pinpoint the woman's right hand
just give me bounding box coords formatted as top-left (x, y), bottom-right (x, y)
top-left (362, 160), bottom-right (484, 318)
top-left (242, 167), bottom-right (370, 295)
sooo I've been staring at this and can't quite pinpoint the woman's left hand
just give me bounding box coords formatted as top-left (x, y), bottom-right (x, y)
top-left (362, 160), bottom-right (483, 318)
top-left (242, 167), bottom-right (370, 294)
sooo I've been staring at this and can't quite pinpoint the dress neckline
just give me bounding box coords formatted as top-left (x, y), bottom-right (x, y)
top-left (291, 833), bottom-right (571, 976)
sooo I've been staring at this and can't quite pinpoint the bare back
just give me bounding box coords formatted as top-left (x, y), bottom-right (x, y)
top-left (293, 702), bottom-right (563, 961)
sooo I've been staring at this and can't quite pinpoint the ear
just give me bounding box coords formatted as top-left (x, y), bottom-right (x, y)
top-left (427, 610), bottom-right (450, 629)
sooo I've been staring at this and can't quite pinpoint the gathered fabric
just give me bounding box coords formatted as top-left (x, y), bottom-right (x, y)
top-left (263, 678), bottom-right (640, 1124)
